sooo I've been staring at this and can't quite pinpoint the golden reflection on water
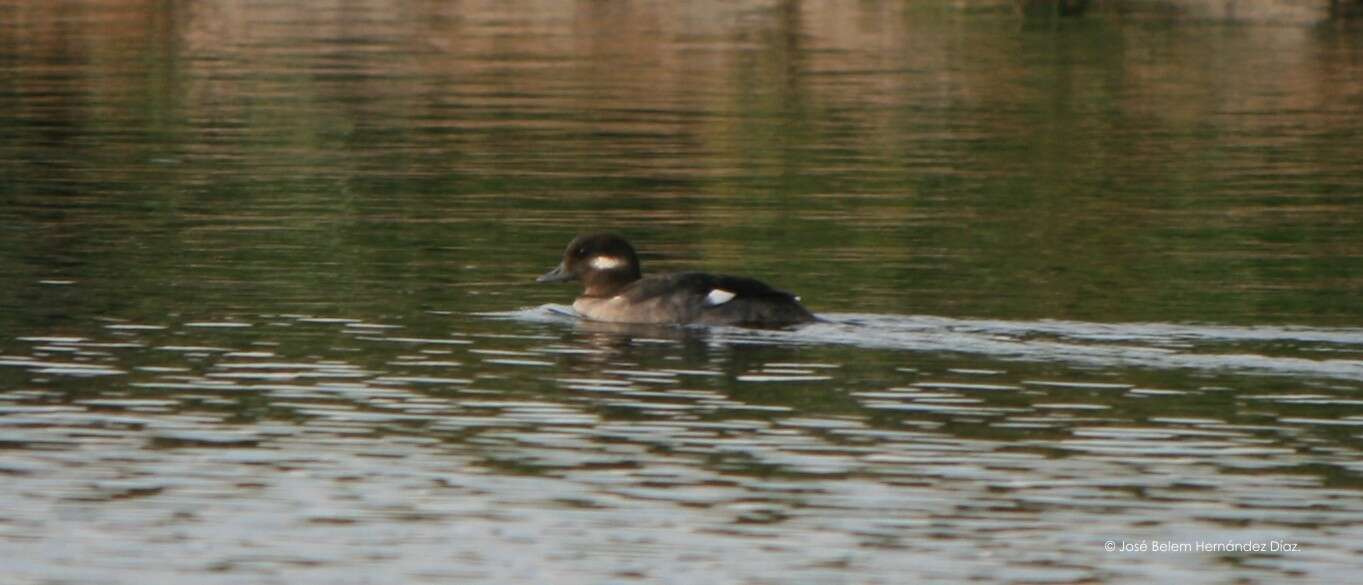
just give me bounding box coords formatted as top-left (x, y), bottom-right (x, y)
top-left (10, 1), bottom-right (1360, 169)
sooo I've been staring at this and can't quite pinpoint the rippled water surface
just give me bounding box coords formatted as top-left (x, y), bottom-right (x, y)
top-left (4, 1), bottom-right (1363, 583)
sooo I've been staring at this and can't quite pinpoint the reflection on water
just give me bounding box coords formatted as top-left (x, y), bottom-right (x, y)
top-left (5, 0), bottom-right (1363, 327)
top-left (3, 1), bottom-right (1363, 583)
top-left (3, 312), bottom-right (1363, 583)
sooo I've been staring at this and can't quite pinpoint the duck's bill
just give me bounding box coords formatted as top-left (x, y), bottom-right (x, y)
top-left (536, 263), bottom-right (574, 283)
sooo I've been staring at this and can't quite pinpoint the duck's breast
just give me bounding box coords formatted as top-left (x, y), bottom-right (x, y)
top-left (572, 292), bottom-right (699, 324)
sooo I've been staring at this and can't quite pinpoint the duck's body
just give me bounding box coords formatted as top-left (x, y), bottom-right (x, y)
top-left (571, 271), bottom-right (814, 326)
top-left (537, 234), bottom-right (815, 327)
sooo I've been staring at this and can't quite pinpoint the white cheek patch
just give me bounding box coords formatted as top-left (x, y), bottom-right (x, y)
top-left (704, 289), bottom-right (736, 307)
top-left (590, 256), bottom-right (625, 270)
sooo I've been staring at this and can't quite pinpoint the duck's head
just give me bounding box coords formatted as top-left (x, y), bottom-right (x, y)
top-left (536, 233), bottom-right (642, 294)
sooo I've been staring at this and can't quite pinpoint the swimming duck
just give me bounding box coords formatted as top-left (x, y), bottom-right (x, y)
top-left (536, 233), bottom-right (815, 326)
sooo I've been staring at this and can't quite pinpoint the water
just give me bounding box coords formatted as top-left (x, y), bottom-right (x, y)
top-left (3, 1), bottom-right (1363, 583)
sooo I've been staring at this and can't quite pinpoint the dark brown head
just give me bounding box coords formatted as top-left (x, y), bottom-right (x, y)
top-left (536, 233), bottom-right (643, 296)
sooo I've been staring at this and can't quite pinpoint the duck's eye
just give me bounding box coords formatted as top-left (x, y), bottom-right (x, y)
top-left (574, 247), bottom-right (587, 257)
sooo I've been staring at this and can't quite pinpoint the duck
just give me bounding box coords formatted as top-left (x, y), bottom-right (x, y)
top-left (536, 233), bottom-right (816, 326)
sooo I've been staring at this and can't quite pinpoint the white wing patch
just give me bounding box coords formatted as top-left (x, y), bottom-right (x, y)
top-left (589, 256), bottom-right (625, 270)
top-left (704, 288), bottom-right (736, 307)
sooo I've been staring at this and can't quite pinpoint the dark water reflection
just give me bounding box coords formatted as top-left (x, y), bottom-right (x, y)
top-left (3, 1), bottom-right (1363, 583)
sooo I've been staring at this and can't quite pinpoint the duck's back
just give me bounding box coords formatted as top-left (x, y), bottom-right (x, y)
top-left (575, 272), bottom-right (814, 326)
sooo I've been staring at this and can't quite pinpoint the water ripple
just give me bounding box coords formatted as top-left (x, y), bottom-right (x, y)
top-left (1, 312), bottom-right (1360, 584)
